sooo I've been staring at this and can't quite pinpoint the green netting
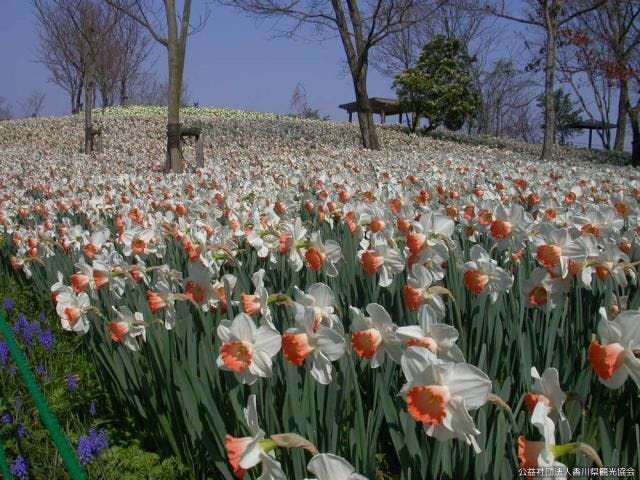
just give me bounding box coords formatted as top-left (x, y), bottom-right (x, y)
top-left (0, 312), bottom-right (87, 479)
top-left (0, 434), bottom-right (11, 478)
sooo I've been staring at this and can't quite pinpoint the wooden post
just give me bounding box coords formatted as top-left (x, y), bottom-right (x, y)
top-left (93, 128), bottom-right (102, 153)
top-left (589, 129), bottom-right (593, 149)
top-left (398, 113), bottom-right (402, 124)
top-left (348, 111), bottom-right (352, 123)
top-left (181, 125), bottom-right (204, 170)
top-left (380, 111), bottom-right (385, 124)
top-left (195, 133), bottom-right (204, 168)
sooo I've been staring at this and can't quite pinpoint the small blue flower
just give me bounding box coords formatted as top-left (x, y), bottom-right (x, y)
top-left (36, 363), bottom-right (46, 376)
top-left (38, 311), bottom-right (46, 323)
top-left (77, 428), bottom-right (109, 465)
top-left (10, 455), bottom-right (29, 479)
top-left (17, 423), bottom-right (27, 438)
top-left (77, 435), bottom-right (94, 465)
top-left (0, 341), bottom-right (8, 368)
top-left (1, 411), bottom-right (12, 425)
top-left (30, 320), bottom-right (41, 336)
top-left (38, 329), bottom-right (53, 352)
top-left (89, 428), bottom-right (109, 453)
top-left (3, 298), bottom-right (14, 310)
top-left (89, 401), bottom-right (97, 417)
top-left (13, 313), bottom-right (28, 335)
top-left (66, 373), bottom-right (78, 391)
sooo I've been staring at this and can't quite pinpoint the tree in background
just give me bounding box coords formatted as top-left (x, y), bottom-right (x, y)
top-left (114, 16), bottom-right (155, 107)
top-left (557, 27), bottom-right (616, 149)
top-left (394, 36), bottom-right (480, 133)
top-left (537, 87), bottom-right (584, 145)
top-left (19, 90), bottom-right (47, 118)
top-left (34, 0), bottom-right (122, 153)
top-left (557, 1), bottom-right (640, 152)
top-left (484, 0), bottom-right (606, 160)
top-left (128, 73), bottom-right (191, 107)
top-left (33, 0), bottom-right (152, 114)
top-left (373, 0), bottom-right (496, 85)
top-left (223, 0), bottom-right (446, 151)
top-left (476, 59), bottom-right (539, 141)
top-left (289, 83), bottom-right (328, 120)
top-left (104, 0), bottom-right (208, 173)
top-left (33, 0), bottom-right (87, 114)
top-left (578, 1), bottom-right (640, 152)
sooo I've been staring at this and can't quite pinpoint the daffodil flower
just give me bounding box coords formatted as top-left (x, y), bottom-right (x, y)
top-left (399, 346), bottom-right (491, 453)
top-left (217, 313), bottom-right (281, 385)
top-left (282, 306), bottom-right (346, 385)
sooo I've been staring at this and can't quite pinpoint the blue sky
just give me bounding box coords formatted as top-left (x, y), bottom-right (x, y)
top-left (0, 0), bottom-right (630, 151)
top-left (0, 0), bottom-right (394, 121)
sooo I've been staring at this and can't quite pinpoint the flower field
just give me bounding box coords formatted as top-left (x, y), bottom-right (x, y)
top-left (1, 106), bottom-right (639, 479)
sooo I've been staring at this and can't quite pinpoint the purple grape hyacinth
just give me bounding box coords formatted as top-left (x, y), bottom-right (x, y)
top-left (3, 298), bottom-right (14, 310)
top-left (10, 455), bottom-right (29, 479)
top-left (77, 428), bottom-right (109, 465)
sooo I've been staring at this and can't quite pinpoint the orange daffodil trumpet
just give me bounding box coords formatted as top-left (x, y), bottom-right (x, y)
top-left (406, 212), bottom-right (453, 275)
top-left (488, 204), bottom-right (531, 251)
top-left (304, 230), bottom-right (342, 276)
top-left (460, 245), bottom-right (513, 303)
top-left (182, 261), bottom-right (216, 311)
top-left (121, 226), bottom-right (162, 257)
top-left (146, 272), bottom-right (177, 329)
top-left (531, 228), bottom-right (590, 280)
top-left (282, 306), bottom-right (346, 385)
top-left (525, 367), bottom-right (571, 442)
top-left (520, 268), bottom-right (571, 312)
top-left (519, 363), bottom-right (602, 476)
top-left (108, 306), bottom-right (147, 351)
top-left (216, 312), bottom-right (281, 385)
top-left (402, 264), bottom-right (448, 318)
top-left (241, 269), bottom-right (275, 327)
top-left (224, 395), bottom-right (286, 480)
top-left (55, 289), bottom-right (92, 335)
top-left (278, 217), bottom-right (308, 272)
top-left (349, 303), bottom-right (403, 367)
top-left (357, 236), bottom-right (404, 287)
top-left (399, 346), bottom-right (492, 453)
top-left (91, 249), bottom-right (127, 299)
top-left (589, 307), bottom-right (640, 389)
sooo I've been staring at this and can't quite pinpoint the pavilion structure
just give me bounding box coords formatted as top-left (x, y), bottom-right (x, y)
top-left (564, 119), bottom-right (617, 149)
top-left (338, 97), bottom-right (411, 124)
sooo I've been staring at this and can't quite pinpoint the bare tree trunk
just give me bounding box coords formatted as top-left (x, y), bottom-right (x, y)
top-left (119, 77), bottom-right (128, 106)
top-left (84, 62), bottom-right (95, 154)
top-left (614, 77), bottom-right (628, 152)
top-left (100, 86), bottom-right (110, 108)
top-left (74, 84), bottom-right (83, 114)
top-left (353, 72), bottom-right (379, 149)
top-left (165, 0), bottom-right (186, 173)
top-left (541, 11), bottom-right (557, 160)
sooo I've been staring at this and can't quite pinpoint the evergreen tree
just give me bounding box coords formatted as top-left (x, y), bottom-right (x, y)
top-left (393, 36), bottom-right (480, 133)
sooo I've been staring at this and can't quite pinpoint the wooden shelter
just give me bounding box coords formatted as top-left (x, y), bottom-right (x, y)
top-left (339, 97), bottom-right (410, 124)
top-left (564, 120), bottom-right (617, 149)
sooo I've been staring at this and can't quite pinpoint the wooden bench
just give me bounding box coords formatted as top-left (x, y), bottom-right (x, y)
top-left (181, 123), bottom-right (204, 168)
